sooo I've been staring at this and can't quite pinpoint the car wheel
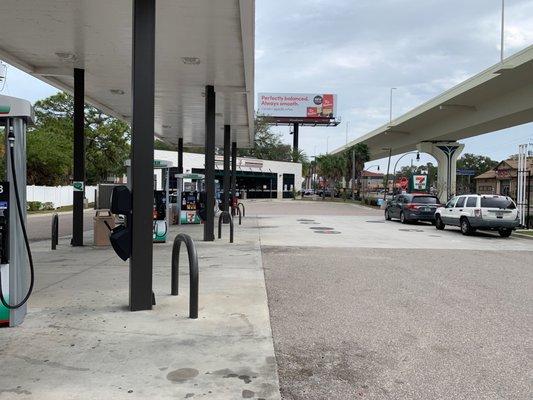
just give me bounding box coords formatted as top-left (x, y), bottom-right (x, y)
top-left (385, 209), bottom-right (391, 221)
top-left (460, 217), bottom-right (472, 235)
top-left (498, 228), bottom-right (512, 238)
top-left (435, 215), bottom-right (445, 230)
top-left (400, 211), bottom-right (408, 224)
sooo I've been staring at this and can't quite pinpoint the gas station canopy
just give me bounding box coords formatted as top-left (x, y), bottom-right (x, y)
top-left (0, 0), bottom-right (254, 148)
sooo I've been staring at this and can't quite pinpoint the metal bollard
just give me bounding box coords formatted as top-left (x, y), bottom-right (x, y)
top-left (171, 233), bottom-right (199, 319)
top-left (218, 211), bottom-right (234, 243)
top-left (235, 205), bottom-right (242, 225)
top-left (238, 202), bottom-right (245, 217)
top-left (51, 213), bottom-right (59, 250)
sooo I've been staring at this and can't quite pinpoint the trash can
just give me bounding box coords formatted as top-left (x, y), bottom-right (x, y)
top-left (93, 209), bottom-right (115, 246)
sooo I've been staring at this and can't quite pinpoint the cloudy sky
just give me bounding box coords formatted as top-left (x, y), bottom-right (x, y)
top-left (256, 0), bottom-right (533, 169)
top-left (1, 0), bottom-right (532, 171)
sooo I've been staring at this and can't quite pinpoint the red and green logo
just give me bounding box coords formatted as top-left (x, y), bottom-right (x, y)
top-left (0, 105), bottom-right (10, 115)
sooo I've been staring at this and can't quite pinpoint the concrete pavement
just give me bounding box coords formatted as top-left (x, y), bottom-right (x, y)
top-left (27, 209), bottom-right (95, 242)
top-left (257, 200), bottom-right (533, 400)
top-left (0, 220), bottom-right (280, 400)
top-left (2, 199), bottom-right (532, 399)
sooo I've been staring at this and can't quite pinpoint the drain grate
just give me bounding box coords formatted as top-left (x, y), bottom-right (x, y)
top-left (398, 228), bottom-right (424, 232)
top-left (310, 227), bottom-right (335, 230)
top-left (314, 230), bottom-right (341, 234)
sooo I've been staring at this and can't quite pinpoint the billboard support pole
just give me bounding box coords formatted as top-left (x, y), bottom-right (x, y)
top-left (292, 122), bottom-right (299, 162)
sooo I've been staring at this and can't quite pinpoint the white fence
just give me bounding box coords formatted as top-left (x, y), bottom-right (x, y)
top-left (26, 185), bottom-right (97, 208)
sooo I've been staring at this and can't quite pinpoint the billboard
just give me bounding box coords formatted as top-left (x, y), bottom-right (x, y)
top-left (257, 93), bottom-right (337, 121)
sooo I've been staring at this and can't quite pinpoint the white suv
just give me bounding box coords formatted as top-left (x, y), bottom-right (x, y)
top-left (434, 194), bottom-right (519, 237)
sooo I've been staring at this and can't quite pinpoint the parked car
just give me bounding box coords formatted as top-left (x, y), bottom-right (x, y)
top-left (434, 194), bottom-right (519, 237)
top-left (303, 189), bottom-right (315, 196)
top-left (385, 193), bottom-right (441, 223)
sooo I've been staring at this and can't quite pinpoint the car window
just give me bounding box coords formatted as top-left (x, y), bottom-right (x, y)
top-left (466, 197), bottom-right (477, 207)
top-left (445, 197), bottom-right (457, 208)
top-left (413, 196), bottom-right (438, 204)
top-left (397, 195), bottom-right (403, 203)
top-left (455, 196), bottom-right (466, 208)
top-left (481, 196), bottom-right (516, 209)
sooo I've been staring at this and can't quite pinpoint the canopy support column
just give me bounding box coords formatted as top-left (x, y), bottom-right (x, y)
top-left (231, 141), bottom-right (237, 215)
top-left (223, 125), bottom-right (231, 213)
top-left (177, 137), bottom-right (183, 174)
top-left (72, 68), bottom-right (85, 247)
top-left (204, 85), bottom-right (215, 241)
top-left (129, 0), bottom-right (156, 311)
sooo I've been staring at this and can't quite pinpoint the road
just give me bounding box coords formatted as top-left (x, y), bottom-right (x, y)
top-left (256, 199), bottom-right (533, 400)
top-left (27, 210), bottom-right (95, 242)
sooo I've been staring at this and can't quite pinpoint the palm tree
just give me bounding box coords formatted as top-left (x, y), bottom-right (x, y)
top-left (342, 143), bottom-right (370, 197)
top-left (316, 154), bottom-right (345, 199)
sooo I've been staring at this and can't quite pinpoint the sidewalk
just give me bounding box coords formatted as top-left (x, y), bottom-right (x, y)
top-left (0, 218), bottom-right (280, 399)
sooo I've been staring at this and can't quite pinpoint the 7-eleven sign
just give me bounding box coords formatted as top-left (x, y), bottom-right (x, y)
top-left (412, 174), bottom-right (428, 190)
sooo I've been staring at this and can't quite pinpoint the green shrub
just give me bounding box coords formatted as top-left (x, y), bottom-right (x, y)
top-left (42, 202), bottom-right (54, 210)
top-left (27, 201), bottom-right (42, 211)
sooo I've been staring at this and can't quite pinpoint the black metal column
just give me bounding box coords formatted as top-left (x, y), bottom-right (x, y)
top-left (177, 137), bottom-right (184, 174)
top-left (72, 68), bottom-right (85, 247)
top-left (222, 125), bottom-right (231, 212)
top-left (231, 141), bottom-right (237, 215)
top-left (204, 85), bottom-right (216, 241)
top-left (130, 0), bottom-right (155, 311)
top-left (292, 122), bottom-right (299, 162)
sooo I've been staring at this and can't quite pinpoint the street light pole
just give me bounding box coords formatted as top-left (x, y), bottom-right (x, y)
top-left (383, 148), bottom-right (392, 201)
top-left (345, 121), bottom-right (350, 145)
top-left (392, 151), bottom-right (421, 193)
top-left (389, 87), bottom-right (397, 124)
top-left (501, 0), bottom-right (505, 62)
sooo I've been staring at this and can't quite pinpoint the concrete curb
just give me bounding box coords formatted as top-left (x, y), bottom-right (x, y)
top-left (514, 232), bottom-right (533, 240)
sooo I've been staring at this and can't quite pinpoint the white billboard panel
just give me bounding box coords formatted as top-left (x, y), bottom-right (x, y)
top-left (257, 93), bottom-right (337, 119)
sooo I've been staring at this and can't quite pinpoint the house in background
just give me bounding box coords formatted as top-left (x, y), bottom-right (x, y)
top-left (359, 170), bottom-right (384, 192)
top-left (474, 158), bottom-right (532, 199)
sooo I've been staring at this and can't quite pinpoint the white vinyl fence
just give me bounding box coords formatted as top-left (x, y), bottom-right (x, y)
top-left (26, 185), bottom-right (97, 208)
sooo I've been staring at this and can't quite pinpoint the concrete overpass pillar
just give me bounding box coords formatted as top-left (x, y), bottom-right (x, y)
top-left (417, 141), bottom-right (464, 202)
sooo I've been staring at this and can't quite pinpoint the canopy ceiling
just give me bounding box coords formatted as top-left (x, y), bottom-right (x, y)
top-left (0, 0), bottom-right (255, 148)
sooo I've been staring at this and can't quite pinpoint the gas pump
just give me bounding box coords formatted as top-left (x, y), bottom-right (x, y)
top-left (153, 190), bottom-right (167, 243)
top-left (176, 173), bottom-right (204, 224)
top-left (0, 95), bottom-right (35, 327)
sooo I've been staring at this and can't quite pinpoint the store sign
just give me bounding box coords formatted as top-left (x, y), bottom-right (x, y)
top-left (412, 175), bottom-right (428, 190)
top-left (257, 92), bottom-right (337, 120)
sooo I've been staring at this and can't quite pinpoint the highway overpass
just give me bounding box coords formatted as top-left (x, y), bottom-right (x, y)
top-left (333, 44), bottom-right (533, 200)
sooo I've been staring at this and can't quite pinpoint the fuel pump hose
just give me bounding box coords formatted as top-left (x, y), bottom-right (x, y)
top-left (0, 132), bottom-right (35, 309)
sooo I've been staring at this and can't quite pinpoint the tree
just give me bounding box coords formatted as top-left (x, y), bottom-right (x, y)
top-left (238, 115), bottom-right (307, 163)
top-left (316, 153), bottom-right (344, 198)
top-left (31, 92), bottom-right (131, 185)
top-left (341, 143), bottom-right (370, 192)
top-left (456, 153), bottom-right (498, 193)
